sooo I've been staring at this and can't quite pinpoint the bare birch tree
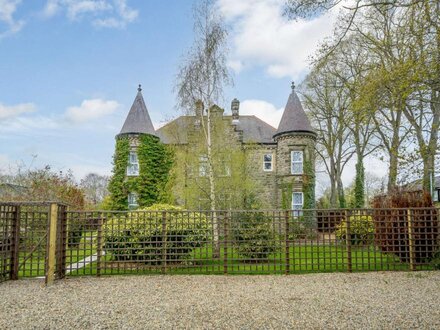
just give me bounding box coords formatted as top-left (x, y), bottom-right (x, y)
top-left (175, 0), bottom-right (232, 256)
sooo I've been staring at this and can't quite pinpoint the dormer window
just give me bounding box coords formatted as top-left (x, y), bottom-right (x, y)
top-left (263, 154), bottom-right (273, 171)
top-left (127, 151), bottom-right (139, 176)
top-left (291, 151), bottom-right (303, 175)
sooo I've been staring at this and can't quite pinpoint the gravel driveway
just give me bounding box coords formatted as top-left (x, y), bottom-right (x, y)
top-left (1, 272), bottom-right (439, 329)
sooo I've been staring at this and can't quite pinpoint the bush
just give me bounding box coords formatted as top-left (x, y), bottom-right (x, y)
top-left (103, 204), bottom-right (210, 263)
top-left (335, 212), bottom-right (374, 245)
top-left (373, 190), bottom-right (439, 264)
top-left (288, 219), bottom-right (317, 240)
top-left (231, 212), bottom-right (279, 260)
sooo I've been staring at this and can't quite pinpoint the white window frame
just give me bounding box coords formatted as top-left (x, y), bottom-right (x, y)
top-left (291, 150), bottom-right (303, 175)
top-left (263, 153), bottom-right (273, 172)
top-left (433, 189), bottom-right (439, 202)
top-left (199, 154), bottom-right (208, 177)
top-left (128, 192), bottom-right (139, 208)
top-left (292, 192), bottom-right (303, 211)
top-left (127, 151), bottom-right (139, 176)
top-left (219, 154), bottom-right (231, 177)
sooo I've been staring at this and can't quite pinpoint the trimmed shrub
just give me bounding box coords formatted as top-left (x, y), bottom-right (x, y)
top-left (103, 204), bottom-right (210, 263)
top-left (335, 212), bottom-right (374, 246)
top-left (231, 212), bottom-right (279, 260)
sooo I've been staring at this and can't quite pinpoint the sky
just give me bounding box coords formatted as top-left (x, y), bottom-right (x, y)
top-left (0, 0), bottom-right (387, 192)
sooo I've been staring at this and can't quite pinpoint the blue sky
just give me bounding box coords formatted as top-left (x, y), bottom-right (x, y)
top-left (1, 0), bottom-right (384, 191)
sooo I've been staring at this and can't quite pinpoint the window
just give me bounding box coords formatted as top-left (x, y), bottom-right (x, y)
top-left (219, 154), bottom-right (231, 177)
top-left (434, 189), bottom-right (439, 202)
top-left (292, 192), bottom-right (303, 213)
top-left (263, 154), bottom-right (273, 171)
top-left (291, 151), bottom-right (303, 174)
top-left (128, 192), bottom-right (138, 209)
top-left (127, 151), bottom-right (139, 176)
top-left (199, 155), bottom-right (208, 177)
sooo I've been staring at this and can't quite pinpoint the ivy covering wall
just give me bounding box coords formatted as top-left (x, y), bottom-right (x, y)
top-left (108, 134), bottom-right (174, 210)
top-left (303, 159), bottom-right (316, 209)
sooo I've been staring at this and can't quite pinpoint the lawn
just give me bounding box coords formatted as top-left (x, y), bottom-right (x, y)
top-left (66, 243), bottom-right (420, 276)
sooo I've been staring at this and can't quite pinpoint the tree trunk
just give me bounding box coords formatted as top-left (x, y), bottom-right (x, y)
top-left (206, 107), bottom-right (220, 258)
top-left (329, 159), bottom-right (338, 208)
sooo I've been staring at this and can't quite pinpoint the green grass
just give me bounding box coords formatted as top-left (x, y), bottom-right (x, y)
top-left (66, 243), bottom-right (424, 276)
top-left (17, 232), bottom-right (435, 278)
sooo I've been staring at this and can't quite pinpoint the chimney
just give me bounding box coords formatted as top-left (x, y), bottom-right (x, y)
top-left (231, 98), bottom-right (240, 125)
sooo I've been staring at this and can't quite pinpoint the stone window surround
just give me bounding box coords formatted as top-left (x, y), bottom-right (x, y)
top-left (291, 150), bottom-right (304, 175)
top-left (292, 191), bottom-right (303, 211)
top-left (263, 153), bottom-right (273, 172)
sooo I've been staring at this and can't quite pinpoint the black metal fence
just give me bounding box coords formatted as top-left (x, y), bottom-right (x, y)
top-left (0, 203), bottom-right (439, 283)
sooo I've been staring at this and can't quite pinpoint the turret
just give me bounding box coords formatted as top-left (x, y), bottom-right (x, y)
top-left (275, 82), bottom-right (316, 210)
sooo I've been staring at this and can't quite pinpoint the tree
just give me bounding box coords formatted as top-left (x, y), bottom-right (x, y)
top-left (80, 173), bottom-right (110, 207)
top-left (175, 0), bottom-right (232, 255)
top-left (0, 165), bottom-right (85, 209)
top-left (302, 54), bottom-right (354, 208)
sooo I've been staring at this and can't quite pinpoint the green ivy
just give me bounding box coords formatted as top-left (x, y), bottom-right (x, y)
top-left (354, 160), bottom-right (365, 208)
top-left (303, 159), bottom-right (315, 209)
top-left (108, 134), bottom-right (174, 210)
top-left (281, 182), bottom-right (293, 210)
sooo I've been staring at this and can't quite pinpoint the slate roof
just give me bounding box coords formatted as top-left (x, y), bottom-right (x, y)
top-left (119, 86), bottom-right (157, 136)
top-left (156, 115), bottom-right (277, 144)
top-left (274, 85), bottom-right (315, 137)
top-left (406, 175), bottom-right (440, 190)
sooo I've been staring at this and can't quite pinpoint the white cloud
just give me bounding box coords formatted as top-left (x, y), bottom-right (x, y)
top-left (239, 99), bottom-right (283, 128)
top-left (0, 0), bottom-right (25, 38)
top-left (65, 98), bottom-right (120, 123)
top-left (43, 0), bottom-right (138, 28)
top-left (218, 0), bottom-right (338, 79)
top-left (0, 102), bottom-right (36, 120)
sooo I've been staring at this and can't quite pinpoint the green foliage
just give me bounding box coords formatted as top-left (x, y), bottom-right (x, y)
top-left (288, 218), bottom-right (318, 240)
top-left (303, 159), bottom-right (315, 209)
top-left (354, 161), bottom-right (365, 208)
top-left (103, 204), bottom-right (210, 262)
top-left (281, 182), bottom-right (293, 210)
top-left (108, 134), bottom-right (174, 210)
top-left (1, 166), bottom-right (85, 209)
top-left (335, 212), bottom-right (374, 245)
top-left (231, 212), bottom-right (279, 259)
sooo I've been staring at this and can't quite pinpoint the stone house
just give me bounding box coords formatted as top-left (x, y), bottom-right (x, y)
top-left (116, 83), bottom-right (316, 210)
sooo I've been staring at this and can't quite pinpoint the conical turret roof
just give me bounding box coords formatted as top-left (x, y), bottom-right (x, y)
top-left (119, 85), bottom-right (156, 136)
top-left (274, 82), bottom-right (315, 138)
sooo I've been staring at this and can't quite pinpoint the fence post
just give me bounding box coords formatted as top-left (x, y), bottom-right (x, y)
top-left (56, 205), bottom-right (67, 279)
top-left (407, 208), bottom-right (416, 271)
top-left (161, 211), bottom-right (167, 274)
top-left (223, 211), bottom-right (228, 275)
top-left (96, 212), bottom-right (103, 277)
top-left (46, 203), bottom-right (58, 286)
top-left (10, 205), bottom-right (21, 280)
top-left (345, 209), bottom-right (352, 273)
top-left (285, 210), bottom-right (290, 275)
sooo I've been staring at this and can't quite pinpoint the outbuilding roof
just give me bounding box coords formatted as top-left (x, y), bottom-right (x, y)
top-left (119, 85), bottom-right (157, 136)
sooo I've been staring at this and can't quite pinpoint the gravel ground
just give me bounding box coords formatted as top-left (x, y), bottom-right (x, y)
top-left (1, 272), bottom-right (439, 329)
